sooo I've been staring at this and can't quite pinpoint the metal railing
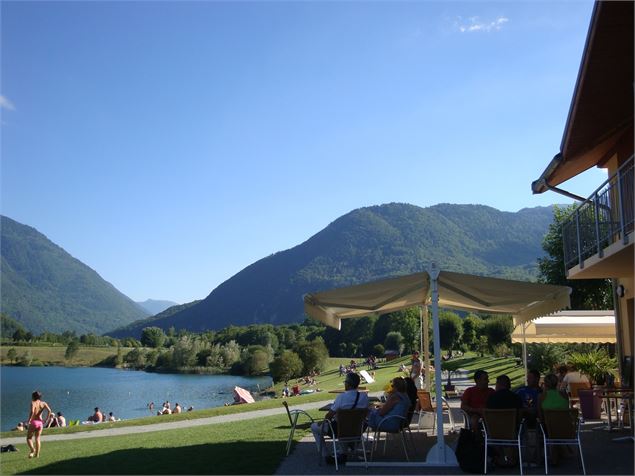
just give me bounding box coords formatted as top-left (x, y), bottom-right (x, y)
top-left (562, 155), bottom-right (634, 271)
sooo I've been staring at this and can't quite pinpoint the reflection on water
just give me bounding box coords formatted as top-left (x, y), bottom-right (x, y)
top-left (0, 366), bottom-right (272, 431)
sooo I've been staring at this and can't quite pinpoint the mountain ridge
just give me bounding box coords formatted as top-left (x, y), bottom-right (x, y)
top-left (1, 215), bottom-right (149, 334)
top-left (110, 202), bottom-right (556, 337)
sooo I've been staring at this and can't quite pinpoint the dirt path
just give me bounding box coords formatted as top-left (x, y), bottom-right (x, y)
top-left (0, 400), bottom-right (329, 446)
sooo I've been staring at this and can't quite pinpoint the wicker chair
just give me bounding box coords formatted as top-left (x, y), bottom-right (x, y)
top-left (481, 408), bottom-right (524, 475)
top-left (539, 408), bottom-right (586, 475)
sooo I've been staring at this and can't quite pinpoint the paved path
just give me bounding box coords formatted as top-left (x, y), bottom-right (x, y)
top-left (0, 399), bottom-right (331, 446)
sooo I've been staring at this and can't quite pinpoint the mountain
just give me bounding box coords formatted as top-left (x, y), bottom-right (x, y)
top-left (0, 215), bottom-right (149, 335)
top-left (136, 299), bottom-right (179, 315)
top-left (110, 203), bottom-right (556, 338)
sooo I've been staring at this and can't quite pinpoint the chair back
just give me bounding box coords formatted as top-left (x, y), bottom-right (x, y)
top-left (569, 382), bottom-right (591, 398)
top-left (282, 401), bottom-right (294, 426)
top-left (335, 408), bottom-right (368, 438)
top-left (543, 409), bottom-right (579, 439)
top-left (417, 390), bottom-right (434, 412)
top-left (483, 409), bottom-right (519, 439)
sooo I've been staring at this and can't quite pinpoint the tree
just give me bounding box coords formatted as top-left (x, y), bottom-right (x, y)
top-left (438, 311), bottom-right (463, 355)
top-left (18, 350), bottom-right (33, 367)
top-left (65, 340), bottom-right (80, 361)
top-left (372, 344), bottom-right (385, 357)
top-left (295, 338), bottom-right (329, 375)
top-left (270, 350), bottom-right (304, 382)
top-left (7, 347), bottom-right (17, 364)
top-left (384, 331), bottom-right (404, 355)
top-left (12, 328), bottom-right (27, 342)
top-left (482, 316), bottom-right (514, 349)
top-left (476, 335), bottom-right (489, 357)
top-left (241, 345), bottom-right (271, 375)
top-left (462, 314), bottom-right (482, 349)
top-left (141, 327), bottom-right (166, 348)
top-left (538, 205), bottom-right (612, 309)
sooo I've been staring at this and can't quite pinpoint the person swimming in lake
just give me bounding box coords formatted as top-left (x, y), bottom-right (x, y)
top-left (27, 391), bottom-right (52, 458)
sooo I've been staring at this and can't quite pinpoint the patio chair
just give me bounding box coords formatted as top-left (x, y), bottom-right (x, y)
top-left (539, 408), bottom-right (586, 475)
top-left (481, 408), bottom-right (524, 475)
top-left (282, 401), bottom-right (315, 456)
top-left (568, 382), bottom-right (591, 409)
top-left (323, 408), bottom-right (369, 471)
top-left (369, 413), bottom-right (411, 461)
top-left (416, 390), bottom-right (455, 431)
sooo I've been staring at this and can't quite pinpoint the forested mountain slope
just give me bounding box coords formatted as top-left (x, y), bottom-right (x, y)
top-left (111, 203), bottom-right (555, 337)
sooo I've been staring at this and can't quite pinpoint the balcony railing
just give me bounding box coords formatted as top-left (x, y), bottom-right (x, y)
top-left (562, 155), bottom-right (634, 271)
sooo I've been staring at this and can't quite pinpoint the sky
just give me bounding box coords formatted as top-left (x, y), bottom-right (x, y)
top-left (1, 0), bottom-right (605, 304)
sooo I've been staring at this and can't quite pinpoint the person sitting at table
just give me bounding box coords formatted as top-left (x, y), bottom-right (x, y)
top-left (539, 374), bottom-right (569, 416)
top-left (310, 372), bottom-right (368, 456)
top-left (461, 369), bottom-right (495, 431)
top-left (539, 373), bottom-right (570, 465)
top-left (487, 374), bottom-right (523, 410)
top-left (558, 364), bottom-right (589, 394)
top-left (367, 377), bottom-right (411, 432)
top-left (516, 369), bottom-right (542, 417)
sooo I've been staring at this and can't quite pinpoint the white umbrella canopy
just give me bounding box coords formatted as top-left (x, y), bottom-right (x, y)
top-left (303, 266), bottom-right (571, 467)
top-left (304, 270), bottom-right (571, 328)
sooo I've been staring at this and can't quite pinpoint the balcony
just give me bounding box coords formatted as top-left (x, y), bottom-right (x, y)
top-left (562, 155), bottom-right (634, 278)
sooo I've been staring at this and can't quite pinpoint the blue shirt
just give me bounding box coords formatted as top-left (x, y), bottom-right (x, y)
top-left (515, 386), bottom-right (541, 409)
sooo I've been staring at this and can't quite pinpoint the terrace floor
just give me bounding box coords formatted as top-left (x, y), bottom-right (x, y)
top-left (276, 408), bottom-right (634, 475)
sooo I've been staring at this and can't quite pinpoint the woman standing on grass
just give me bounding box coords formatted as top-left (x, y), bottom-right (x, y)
top-left (26, 391), bottom-right (52, 458)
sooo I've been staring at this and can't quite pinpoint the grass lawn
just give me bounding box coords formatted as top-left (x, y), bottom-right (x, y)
top-left (0, 345), bottom-right (131, 367)
top-left (0, 412), bottom-right (320, 475)
top-left (442, 354), bottom-right (526, 387)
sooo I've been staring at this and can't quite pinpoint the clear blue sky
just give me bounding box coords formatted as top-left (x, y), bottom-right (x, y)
top-left (1, 0), bottom-right (603, 304)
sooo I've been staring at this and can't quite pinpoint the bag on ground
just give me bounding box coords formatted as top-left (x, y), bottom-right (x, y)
top-left (454, 428), bottom-right (484, 474)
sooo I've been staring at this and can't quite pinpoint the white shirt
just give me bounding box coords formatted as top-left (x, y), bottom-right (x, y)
top-left (561, 371), bottom-right (589, 392)
top-left (331, 389), bottom-right (369, 413)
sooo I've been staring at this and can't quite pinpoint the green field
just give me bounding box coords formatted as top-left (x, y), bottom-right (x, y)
top-left (0, 345), bottom-right (129, 367)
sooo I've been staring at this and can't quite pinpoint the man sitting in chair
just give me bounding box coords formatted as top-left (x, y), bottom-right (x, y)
top-left (461, 369), bottom-right (495, 431)
top-left (311, 372), bottom-right (369, 455)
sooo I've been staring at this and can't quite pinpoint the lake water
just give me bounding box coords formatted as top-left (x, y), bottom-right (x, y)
top-left (0, 366), bottom-right (272, 431)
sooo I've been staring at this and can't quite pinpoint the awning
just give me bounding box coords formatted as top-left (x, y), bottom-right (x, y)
top-left (304, 270), bottom-right (571, 329)
top-left (303, 266), bottom-right (571, 467)
top-left (512, 310), bottom-right (616, 344)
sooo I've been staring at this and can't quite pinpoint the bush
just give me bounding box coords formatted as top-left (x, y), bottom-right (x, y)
top-left (372, 344), bottom-right (385, 357)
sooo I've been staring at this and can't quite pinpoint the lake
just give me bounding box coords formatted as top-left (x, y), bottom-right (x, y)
top-left (0, 366), bottom-right (272, 431)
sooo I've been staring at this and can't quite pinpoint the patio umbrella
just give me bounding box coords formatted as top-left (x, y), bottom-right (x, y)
top-left (304, 264), bottom-right (571, 467)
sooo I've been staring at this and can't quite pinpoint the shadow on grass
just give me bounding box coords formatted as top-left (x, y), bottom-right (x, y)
top-left (16, 441), bottom-right (285, 475)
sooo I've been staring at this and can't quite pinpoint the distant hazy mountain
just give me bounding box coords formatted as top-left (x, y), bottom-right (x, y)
top-left (110, 203), bottom-right (556, 338)
top-left (136, 299), bottom-right (179, 315)
top-left (0, 215), bottom-right (149, 334)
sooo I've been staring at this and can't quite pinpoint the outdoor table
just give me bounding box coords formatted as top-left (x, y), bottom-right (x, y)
top-left (597, 389), bottom-right (633, 430)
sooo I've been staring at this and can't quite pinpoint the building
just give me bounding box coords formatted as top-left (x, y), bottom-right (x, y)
top-left (531, 1), bottom-right (633, 385)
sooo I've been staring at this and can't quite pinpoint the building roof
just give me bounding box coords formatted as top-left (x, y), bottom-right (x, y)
top-left (532, 1), bottom-right (634, 193)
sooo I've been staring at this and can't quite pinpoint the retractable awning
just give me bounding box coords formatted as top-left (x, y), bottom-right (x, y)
top-left (512, 310), bottom-right (616, 344)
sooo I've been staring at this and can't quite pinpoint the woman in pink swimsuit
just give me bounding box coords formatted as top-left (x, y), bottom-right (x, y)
top-left (27, 391), bottom-right (52, 458)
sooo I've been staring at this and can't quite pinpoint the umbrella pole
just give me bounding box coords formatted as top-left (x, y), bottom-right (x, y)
top-left (425, 263), bottom-right (458, 466)
top-left (522, 323), bottom-right (528, 385)
top-left (422, 305), bottom-right (431, 390)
